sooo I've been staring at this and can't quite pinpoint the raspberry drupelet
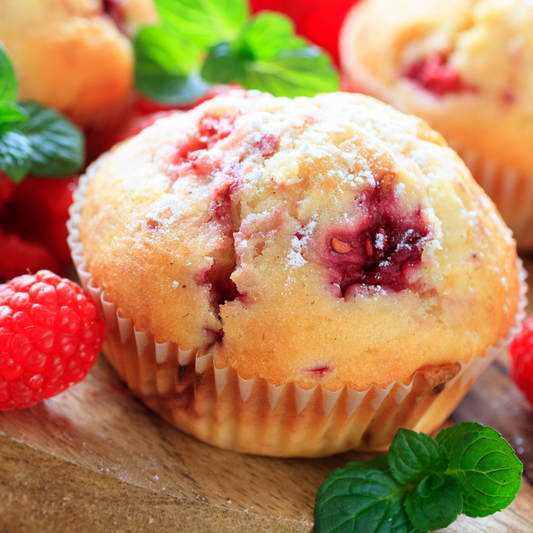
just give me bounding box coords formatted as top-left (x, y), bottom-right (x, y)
top-left (510, 316), bottom-right (533, 412)
top-left (0, 270), bottom-right (105, 409)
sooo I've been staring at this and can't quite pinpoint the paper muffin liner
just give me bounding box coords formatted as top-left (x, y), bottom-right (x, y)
top-left (448, 142), bottom-right (533, 251)
top-left (67, 168), bottom-right (529, 457)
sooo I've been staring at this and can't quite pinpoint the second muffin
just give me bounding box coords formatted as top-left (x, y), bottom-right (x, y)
top-left (340, 0), bottom-right (533, 249)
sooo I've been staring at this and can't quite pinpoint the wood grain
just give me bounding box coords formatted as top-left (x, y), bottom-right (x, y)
top-left (0, 259), bottom-right (531, 533)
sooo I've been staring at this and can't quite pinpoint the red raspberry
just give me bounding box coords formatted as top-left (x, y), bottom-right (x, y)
top-left (0, 270), bottom-right (105, 409)
top-left (0, 173), bottom-right (78, 280)
top-left (510, 315), bottom-right (533, 410)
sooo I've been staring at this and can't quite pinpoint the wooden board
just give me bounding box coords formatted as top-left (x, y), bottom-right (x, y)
top-left (0, 260), bottom-right (532, 533)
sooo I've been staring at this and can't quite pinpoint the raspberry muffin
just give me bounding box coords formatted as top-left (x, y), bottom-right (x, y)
top-left (340, 0), bottom-right (533, 250)
top-left (69, 92), bottom-right (525, 456)
top-left (0, 0), bottom-right (157, 127)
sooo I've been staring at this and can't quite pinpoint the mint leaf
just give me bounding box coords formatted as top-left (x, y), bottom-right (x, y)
top-left (241, 46), bottom-right (339, 98)
top-left (238, 12), bottom-right (300, 61)
top-left (156, 0), bottom-right (248, 48)
top-left (135, 5), bottom-right (340, 102)
top-left (202, 12), bottom-right (340, 97)
top-left (388, 428), bottom-right (448, 486)
top-left (0, 102), bottom-right (29, 132)
top-left (405, 474), bottom-right (463, 530)
top-left (18, 103), bottom-right (84, 177)
top-left (0, 130), bottom-right (33, 182)
top-left (134, 25), bottom-right (209, 105)
top-left (0, 44), bottom-right (17, 103)
top-left (437, 422), bottom-right (523, 518)
top-left (315, 456), bottom-right (420, 533)
top-left (201, 42), bottom-right (246, 85)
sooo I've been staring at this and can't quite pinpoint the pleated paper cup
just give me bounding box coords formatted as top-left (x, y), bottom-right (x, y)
top-left (67, 169), bottom-right (528, 458)
top-left (448, 142), bottom-right (533, 251)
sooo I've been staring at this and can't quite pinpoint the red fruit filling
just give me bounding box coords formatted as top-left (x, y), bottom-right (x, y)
top-left (323, 180), bottom-right (430, 297)
top-left (102, 0), bottom-right (127, 34)
top-left (201, 259), bottom-right (240, 309)
top-left (307, 365), bottom-right (332, 378)
top-left (406, 54), bottom-right (474, 95)
top-left (258, 133), bottom-right (279, 158)
top-left (169, 111), bottom-right (240, 181)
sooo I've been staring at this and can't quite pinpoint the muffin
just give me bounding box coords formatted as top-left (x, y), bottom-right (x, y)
top-left (340, 0), bottom-right (533, 250)
top-left (0, 0), bottom-right (157, 127)
top-left (68, 91), bottom-right (525, 456)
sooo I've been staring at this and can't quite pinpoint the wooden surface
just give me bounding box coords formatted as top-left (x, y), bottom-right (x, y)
top-left (0, 260), bottom-right (531, 533)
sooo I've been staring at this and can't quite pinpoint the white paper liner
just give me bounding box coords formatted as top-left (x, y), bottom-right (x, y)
top-left (68, 162), bottom-right (528, 457)
top-left (448, 142), bottom-right (533, 251)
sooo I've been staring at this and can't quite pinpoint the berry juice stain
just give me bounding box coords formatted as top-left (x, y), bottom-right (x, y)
top-left (406, 54), bottom-right (476, 95)
top-left (323, 180), bottom-right (430, 297)
top-left (103, 0), bottom-right (127, 34)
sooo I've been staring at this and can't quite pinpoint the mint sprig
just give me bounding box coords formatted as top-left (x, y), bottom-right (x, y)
top-left (134, 0), bottom-right (340, 103)
top-left (0, 45), bottom-right (85, 183)
top-left (315, 422), bottom-right (523, 533)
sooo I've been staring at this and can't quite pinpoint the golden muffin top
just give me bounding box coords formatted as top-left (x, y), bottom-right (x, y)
top-left (340, 0), bottom-right (533, 173)
top-left (78, 92), bottom-right (520, 391)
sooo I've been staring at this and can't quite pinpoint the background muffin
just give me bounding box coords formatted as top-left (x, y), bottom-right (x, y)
top-left (340, 0), bottom-right (533, 249)
top-left (0, 0), bottom-right (157, 127)
top-left (70, 92), bottom-right (523, 456)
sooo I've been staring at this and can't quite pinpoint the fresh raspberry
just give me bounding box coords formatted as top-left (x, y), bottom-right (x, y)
top-left (0, 171), bottom-right (17, 211)
top-left (510, 316), bottom-right (533, 410)
top-left (0, 270), bottom-right (105, 409)
top-left (0, 174), bottom-right (78, 280)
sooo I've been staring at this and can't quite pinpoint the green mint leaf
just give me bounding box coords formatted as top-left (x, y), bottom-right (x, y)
top-left (202, 42), bottom-right (246, 85)
top-left (202, 12), bottom-right (340, 97)
top-left (388, 428), bottom-right (448, 486)
top-left (405, 474), bottom-right (463, 531)
top-left (0, 102), bottom-right (29, 132)
top-left (0, 130), bottom-right (33, 182)
top-left (437, 422), bottom-right (523, 518)
top-left (315, 456), bottom-right (421, 533)
top-left (18, 102), bottom-right (84, 177)
top-left (237, 12), bottom-right (299, 61)
top-left (156, 0), bottom-right (248, 48)
top-left (0, 44), bottom-right (17, 103)
top-left (134, 25), bottom-right (209, 105)
top-left (242, 46), bottom-right (340, 98)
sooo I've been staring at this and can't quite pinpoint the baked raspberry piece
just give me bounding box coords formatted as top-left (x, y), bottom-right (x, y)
top-left (406, 54), bottom-right (474, 95)
top-left (92, 85), bottom-right (241, 158)
top-left (510, 315), bottom-right (533, 411)
top-left (323, 181), bottom-right (430, 297)
top-left (102, 0), bottom-right (127, 34)
top-left (0, 270), bottom-right (105, 409)
top-left (0, 172), bottom-right (78, 281)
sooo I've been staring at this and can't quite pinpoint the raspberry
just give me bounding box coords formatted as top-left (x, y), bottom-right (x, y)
top-left (0, 171), bottom-right (17, 211)
top-left (510, 316), bottom-right (533, 410)
top-left (0, 174), bottom-right (77, 280)
top-left (0, 270), bottom-right (105, 409)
